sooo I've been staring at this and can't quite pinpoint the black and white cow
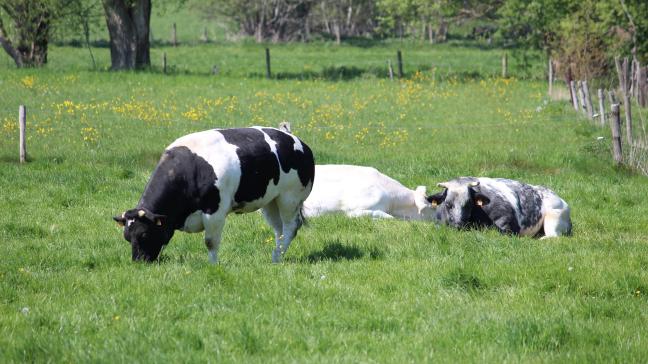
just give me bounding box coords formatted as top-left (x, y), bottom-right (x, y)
top-left (428, 177), bottom-right (571, 238)
top-left (113, 127), bottom-right (315, 263)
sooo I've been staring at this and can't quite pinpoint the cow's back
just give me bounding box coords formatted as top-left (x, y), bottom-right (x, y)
top-left (168, 127), bottom-right (314, 215)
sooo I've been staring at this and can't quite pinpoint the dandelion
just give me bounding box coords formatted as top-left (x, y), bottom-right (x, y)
top-left (21, 76), bottom-right (35, 89)
top-left (81, 127), bottom-right (99, 143)
top-left (2, 118), bottom-right (17, 134)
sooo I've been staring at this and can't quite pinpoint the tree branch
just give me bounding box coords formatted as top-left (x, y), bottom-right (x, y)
top-left (618, 0), bottom-right (637, 58)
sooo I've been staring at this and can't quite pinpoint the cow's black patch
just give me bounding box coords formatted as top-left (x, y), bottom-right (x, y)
top-left (261, 128), bottom-right (315, 187)
top-left (139, 146), bottom-right (221, 226)
top-left (471, 185), bottom-right (521, 234)
top-left (507, 180), bottom-right (543, 229)
top-left (219, 128), bottom-right (281, 203)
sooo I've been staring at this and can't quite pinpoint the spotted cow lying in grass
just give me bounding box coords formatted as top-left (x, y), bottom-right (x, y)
top-left (303, 164), bottom-right (438, 221)
top-left (113, 127), bottom-right (315, 263)
top-left (427, 177), bottom-right (571, 238)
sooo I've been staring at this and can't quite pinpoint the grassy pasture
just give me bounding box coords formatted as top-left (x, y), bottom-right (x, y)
top-left (1, 40), bottom-right (648, 362)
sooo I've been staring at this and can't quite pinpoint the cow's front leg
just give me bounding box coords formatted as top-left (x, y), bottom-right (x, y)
top-left (202, 214), bottom-right (226, 264)
top-left (541, 207), bottom-right (572, 239)
top-left (493, 216), bottom-right (519, 235)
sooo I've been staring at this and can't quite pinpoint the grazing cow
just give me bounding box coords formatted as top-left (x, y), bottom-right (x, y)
top-left (428, 177), bottom-right (571, 238)
top-left (303, 164), bottom-right (438, 221)
top-left (113, 127), bottom-right (315, 263)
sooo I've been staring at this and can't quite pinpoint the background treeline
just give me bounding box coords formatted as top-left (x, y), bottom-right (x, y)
top-left (0, 0), bottom-right (647, 78)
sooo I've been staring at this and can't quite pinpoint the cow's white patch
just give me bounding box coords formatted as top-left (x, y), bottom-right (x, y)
top-left (126, 219), bottom-right (134, 227)
top-left (289, 133), bottom-right (304, 152)
top-left (256, 127), bottom-right (282, 172)
top-left (168, 129), bottom-right (240, 216)
top-left (303, 165), bottom-right (436, 221)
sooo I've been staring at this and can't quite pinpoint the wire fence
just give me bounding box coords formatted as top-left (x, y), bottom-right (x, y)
top-left (561, 56), bottom-right (648, 176)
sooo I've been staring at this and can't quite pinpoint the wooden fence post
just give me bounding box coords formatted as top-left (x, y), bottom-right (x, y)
top-left (162, 52), bottom-right (167, 74)
top-left (615, 57), bottom-right (627, 94)
top-left (577, 81), bottom-right (586, 113)
top-left (201, 26), bottom-right (209, 43)
top-left (624, 93), bottom-right (633, 144)
top-left (638, 64), bottom-right (647, 107)
top-left (631, 58), bottom-right (638, 99)
top-left (19, 105), bottom-right (26, 163)
top-left (397, 50), bottom-right (403, 79)
top-left (614, 56), bottom-right (634, 144)
top-left (171, 23), bottom-right (177, 47)
top-left (610, 103), bottom-right (623, 164)
top-left (387, 60), bottom-right (394, 81)
top-left (570, 81), bottom-right (579, 111)
top-left (265, 48), bottom-right (271, 79)
top-left (608, 90), bottom-right (617, 105)
top-left (548, 58), bottom-right (553, 97)
top-left (502, 53), bottom-right (508, 78)
top-left (583, 80), bottom-right (594, 119)
top-left (598, 88), bottom-right (606, 126)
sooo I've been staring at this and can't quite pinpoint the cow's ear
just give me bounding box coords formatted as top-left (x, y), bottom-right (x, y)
top-left (113, 214), bottom-right (126, 227)
top-left (152, 213), bottom-right (167, 227)
top-left (474, 193), bottom-right (490, 207)
top-left (426, 191), bottom-right (446, 207)
top-left (136, 209), bottom-right (165, 226)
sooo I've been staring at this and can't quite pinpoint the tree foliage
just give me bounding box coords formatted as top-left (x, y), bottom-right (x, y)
top-left (497, 0), bottom-right (648, 79)
top-left (0, 0), bottom-right (71, 66)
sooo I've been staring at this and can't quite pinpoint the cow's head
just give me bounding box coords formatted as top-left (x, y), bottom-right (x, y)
top-left (113, 208), bottom-right (172, 262)
top-left (428, 180), bottom-right (490, 228)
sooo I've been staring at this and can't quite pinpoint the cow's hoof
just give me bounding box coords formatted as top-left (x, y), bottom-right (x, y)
top-left (272, 249), bottom-right (282, 263)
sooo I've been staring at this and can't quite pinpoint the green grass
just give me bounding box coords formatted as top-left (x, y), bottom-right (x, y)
top-left (1, 37), bottom-right (648, 362)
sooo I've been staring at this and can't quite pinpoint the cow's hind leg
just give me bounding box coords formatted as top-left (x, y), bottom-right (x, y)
top-left (202, 213), bottom-right (226, 263)
top-left (541, 207), bottom-right (572, 239)
top-left (262, 199), bottom-right (284, 263)
top-left (275, 196), bottom-right (305, 263)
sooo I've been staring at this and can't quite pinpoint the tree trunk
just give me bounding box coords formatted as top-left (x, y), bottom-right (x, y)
top-left (303, 15), bottom-right (310, 42)
top-left (321, 2), bottom-right (330, 34)
top-left (102, 0), bottom-right (151, 70)
top-left (437, 19), bottom-right (448, 43)
top-left (0, 18), bottom-right (24, 67)
top-left (333, 20), bottom-right (341, 45)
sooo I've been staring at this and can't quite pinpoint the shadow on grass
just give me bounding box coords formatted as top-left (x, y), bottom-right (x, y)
top-left (441, 267), bottom-right (486, 293)
top-left (303, 241), bottom-right (383, 263)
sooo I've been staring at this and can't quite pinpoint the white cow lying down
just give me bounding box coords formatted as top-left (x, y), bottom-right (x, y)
top-left (303, 164), bottom-right (437, 220)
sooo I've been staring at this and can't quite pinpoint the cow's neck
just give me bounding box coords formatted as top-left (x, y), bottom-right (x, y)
top-left (390, 193), bottom-right (422, 220)
top-left (137, 158), bottom-right (196, 230)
